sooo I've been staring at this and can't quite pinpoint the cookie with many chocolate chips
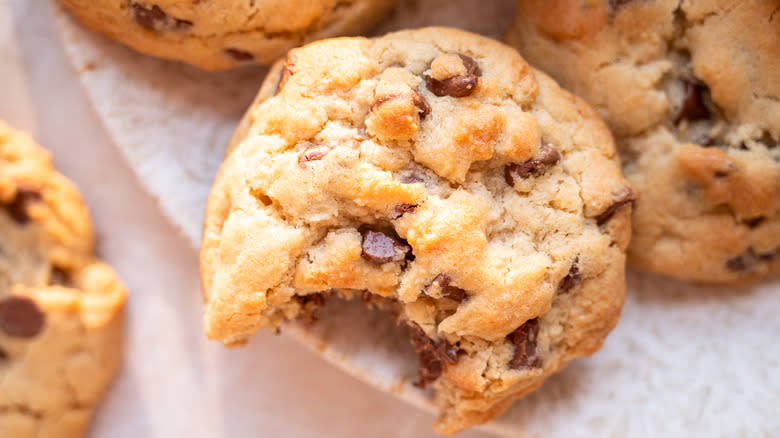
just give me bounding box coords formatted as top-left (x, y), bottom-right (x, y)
top-left (200, 27), bottom-right (632, 433)
top-left (55, 0), bottom-right (397, 70)
top-left (506, 0), bottom-right (780, 282)
top-left (0, 121), bottom-right (126, 438)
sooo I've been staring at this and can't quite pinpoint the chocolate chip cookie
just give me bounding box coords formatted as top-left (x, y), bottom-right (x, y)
top-left (506, 0), bottom-right (780, 282)
top-left (56, 0), bottom-right (397, 70)
top-left (201, 27), bottom-right (632, 433)
top-left (0, 122), bottom-right (126, 438)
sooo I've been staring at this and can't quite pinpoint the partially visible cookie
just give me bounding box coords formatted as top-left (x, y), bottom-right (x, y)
top-left (0, 122), bottom-right (126, 438)
top-left (506, 0), bottom-right (780, 282)
top-left (56, 0), bottom-right (397, 70)
top-left (201, 28), bottom-right (632, 433)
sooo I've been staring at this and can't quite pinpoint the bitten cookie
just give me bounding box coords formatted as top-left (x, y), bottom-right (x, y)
top-left (201, 28), bottom-right (632, 434)
top-left (0, 122), bottom-right (126, 438)
top-left (56, 0), bottom-right (397, 70)
top-left (506, 0), bottom-right (780, 282)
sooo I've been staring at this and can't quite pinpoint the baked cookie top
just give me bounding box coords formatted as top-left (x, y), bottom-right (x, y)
top-left (57, 0), bottom-right (397, 69)
top-left (201, 27), bottom-right (632, 433)
top-left (506, 0), bottom-right (780, 282)
top-left (0, 121), bottom-right (126, 438)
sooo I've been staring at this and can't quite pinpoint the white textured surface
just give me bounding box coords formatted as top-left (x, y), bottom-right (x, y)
top-left (50, 0), bottom-right (780, 436)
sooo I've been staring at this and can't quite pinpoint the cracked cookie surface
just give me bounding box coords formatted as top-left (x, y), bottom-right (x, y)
top-left (56, 0), bottom-right (397, 70)
top-left (506, 0), bottom-right (780, 282)
top-left (201, 27), bottom-right (632, 433)
top-left (0, 122), bottom-right (126, 438)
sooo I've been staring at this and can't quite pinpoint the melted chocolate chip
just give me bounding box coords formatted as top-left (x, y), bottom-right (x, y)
top-left (276, 52), bottom-right (297, 95)
top-left (412, 92), bottom-right (431, 119)
top-left (726, 247), bottom-right (779, 271)
top-left (3, 187), bottom-right (42, 225)
top-left (394, 203), bottom-right (417, 219)
top-left (743, 217), bottom-right (767, 228)
top-left (676, 80), bottom-right (711, 123)
top-left (508, 318), bottom-right (542, 369)
top-left (298, 148), bottom-right (328, 167)
top-left (505, 144), bottom-right (561, 185)
top-left (596, 187), bottom-right (637, 225)
top-left (408, 324), bottom-right (458, 388)
top-left (558, 260), bottom-right (580, 292)
top-left (50, 267), bottom-right (74, 288)
top-left (0, 346), bottom-right (7, 360)
top-left (131, 2), bottom-right (191, 31)
top-left (609, 0), bottom-right (635, 11)
top-left (401, 174), bottom-right (425, 184)
top-left (370, 92), bottom-right (431, 120)
top-left (425, 54), bottom-right (482, 98)
top-left (224, 48), bottom-right (254, 61)
top-left (298, 292), bottom-right (333, 325)
top-left (360, 230), bottom-right (411, 264)
top-left (424, 274), bottom-right (467, 302)
top-left (0, 296), bottom-right (45, 338)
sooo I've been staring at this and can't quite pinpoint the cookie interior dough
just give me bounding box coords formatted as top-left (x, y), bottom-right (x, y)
top-left (506, 0), bottom-right (780, 282)
top-left (201, 28), bottom-right (633, 433)
top-left (56, 0), bottom-right (398, 70)
top-left (0, 121), bottom-right (126, 438)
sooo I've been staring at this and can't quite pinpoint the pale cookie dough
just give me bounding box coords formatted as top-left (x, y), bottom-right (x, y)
top-left (506, 0), bottom-right (780, 282)
top-left (56, 0), bottom-right (397, 70)
top-left (0, 122), bottom-right (126, 438)
top-left (201, 28), bottom-right (632, 433)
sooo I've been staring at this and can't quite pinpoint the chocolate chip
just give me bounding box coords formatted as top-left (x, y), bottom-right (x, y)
top-left (130, 2), bottom-right (191, 31)
top-left (0, 346), bottom-right (7, 360)
top-left (676, 80), bottom-right (711, 123)
top-left (298, 148), bottom-right (328, 167)
top-left (0, 296), bottom-right (45, 338)
top-left (609, 0), bottom-right (635, 11)
top-left (394, 203), bottom-right (417, 218)
top-left (423, 274), bottom-right (467, 302)
top-left (596, 187), bottom-right (636, 225)
top-left (224, 48), bottom-right (254, 61)
top-left (508, 318), bottom-right (542, 369)
top-left (408, 323), bottom-right (458, 388)
top-left (401, 174), bottom-right (424, 184)
top-left (276, 52), bottom-right (297, 95)
top-left (743, 217), bottom-right (767, 228)
top-left (360, 230), bottom-right (411, 264)
top-left (412, 92), bottom-right (431, 119)
top-left (50, 267), bottom-right (74, 288)
top-left (3, 187), bottom-right (42, 225)
top-left (370, 91), bottom-right (431, 120)
top-left (425, 54), bottom-right (482, 98)
top-left (726, 247), bottom-right (779, 271)
top-left (298, 292), bottom-right (333, 325)
top-left (505, 144), bottom-right (561, 185)
top-left (558, 260), bottom-right (580, 292)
